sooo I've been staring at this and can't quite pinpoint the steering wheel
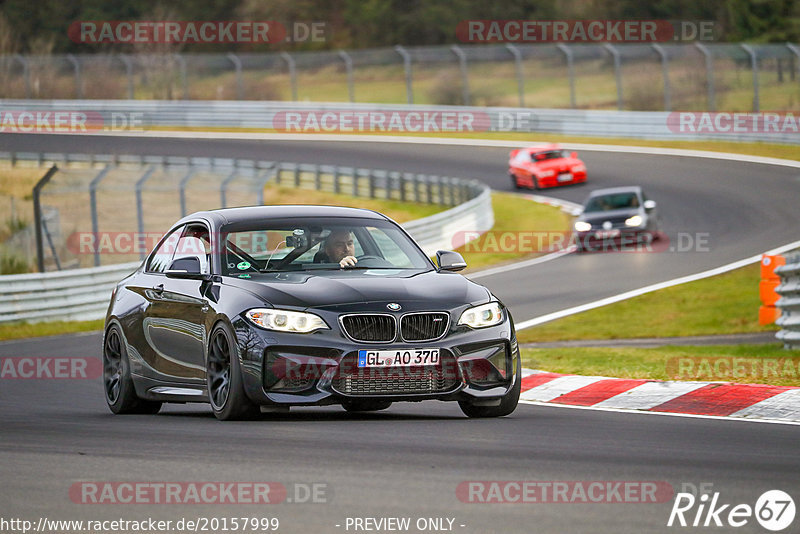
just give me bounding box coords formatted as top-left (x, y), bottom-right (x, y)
top-left (353, 255), bottom-right (394, 268)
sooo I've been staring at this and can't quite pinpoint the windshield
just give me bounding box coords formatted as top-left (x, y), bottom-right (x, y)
top-left (532, 150), bottom-right (568, 161)
top-left (219, 217), bottom-right (432, 276)
top-left (584, 192), bottom-right (641, 213)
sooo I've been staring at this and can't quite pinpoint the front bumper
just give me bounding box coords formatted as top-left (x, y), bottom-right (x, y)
top-left (231, 314), bottom-right (519, 407)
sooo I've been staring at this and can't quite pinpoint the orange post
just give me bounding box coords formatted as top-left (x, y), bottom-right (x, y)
top-left (759, 254), bottom-right (784, 325)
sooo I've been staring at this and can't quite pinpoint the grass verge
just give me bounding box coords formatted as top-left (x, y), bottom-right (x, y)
top-left (516, 263), bottom-right (777, 344)
top-left (521, 344), bottom-right (799, 387)
top-left (0, 319), bottom-right (104, 343)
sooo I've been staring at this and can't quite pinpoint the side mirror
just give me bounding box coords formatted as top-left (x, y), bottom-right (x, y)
top-left (436, 250), bottom-right (467, 272)
top-left (534, 153), bottom-right (545, 161)
top-left (166, 255), bottom-right (209, 280)
top-left (571, 151), bottom-right (577, 158)
top-left (643, 200), bottom-right (657, 210)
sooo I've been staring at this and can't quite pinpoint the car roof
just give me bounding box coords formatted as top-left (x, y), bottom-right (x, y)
top-left (587, 186), bottom-right (643, 197)
top-left (177, 205), bottom-right (389, 227)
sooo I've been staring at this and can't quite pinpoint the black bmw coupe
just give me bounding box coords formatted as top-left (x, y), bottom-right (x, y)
top-left (103, 206), bottom-right (520, 420)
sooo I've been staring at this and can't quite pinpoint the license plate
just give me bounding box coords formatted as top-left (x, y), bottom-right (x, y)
top-left (358, 349), bottom-right (440, 368)
top-left (595, 229), bottom-right (620, 239)
top-left (557, 173), bottom-right (573, 182)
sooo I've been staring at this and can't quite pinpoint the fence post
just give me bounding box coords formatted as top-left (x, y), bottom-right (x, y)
top-left (281, 52), bottom-right (297, 101)
top-left (220, 169), bottom-right (238, 208)
top-left (556, 44), bottom-right (576, 109)
top-left (173, 54), bottom-right (188, 100)
top-left (226, 53), bottom-right (244, 100)
top-left (505, 44), bottom-right (525, 107)
top-left (33, 165), bottom-right (58, 273)
top-left (786, 44), bottom-right (800, 82)
top-left (333, 166), bottom-right (341, 194)
top-left (338, 50), bottom-right (355, 102)
top-left (118, 54), bottom-right (135, 99)
top-left (178, 168), bottom-right (196, 217)
top-left (135, 166), bottom-right (157, 260)
top-left (603, 44), bottom-right (623, 110)
top-left (14, 54), bottom-right (31, 98)
top-left (450, 45), bottom-right (470, 106)
top-left (256, 165), bottom-right (275, 205)
top-left (395, 45), bottom-right (413, 104)
top-left (352, 170), bottom-right (359, 197)
top-left (89, 165), bottom-right (112, 267)
top-left (695, 43), bottom-right (715, 111)
top-left (740, 44), bottom-right (760, 112)
top-left (314, 165), bottom-right (322, 190)
top-left (651, 44), bottom-right (671, 111)
top-left (66, 54), bottom-right (82, 99)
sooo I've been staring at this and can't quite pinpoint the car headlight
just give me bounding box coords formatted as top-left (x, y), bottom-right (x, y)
top-left (572, 165), bottom-right (586, 172)
top-left (625, 215), bottom-right (644, 227)
top-left (540, 170), bottom-right (555, 178)
top-left (574, 221), bottom-right (592, 232)
top-left (458, 302), bottom-right (504, 329)
top-left (245, 308), bottom-right (328, 333)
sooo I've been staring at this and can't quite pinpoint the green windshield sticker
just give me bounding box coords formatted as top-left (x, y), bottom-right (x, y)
top-left (238, 273), bottom-right (251, 279)
top-left (237, 261), bottom-right (251, 270)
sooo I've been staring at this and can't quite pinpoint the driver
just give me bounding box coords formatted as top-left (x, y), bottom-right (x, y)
top-left (318, 229), bottom-right (358, 268)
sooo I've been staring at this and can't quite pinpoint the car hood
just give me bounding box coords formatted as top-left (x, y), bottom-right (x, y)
top-left (579, 207), bottom-right (642, 223)
top-left (223, 269), bottom-right (490, 310)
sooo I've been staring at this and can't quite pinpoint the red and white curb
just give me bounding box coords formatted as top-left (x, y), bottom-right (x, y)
top-left (519, 369), bottom-right (800, 424)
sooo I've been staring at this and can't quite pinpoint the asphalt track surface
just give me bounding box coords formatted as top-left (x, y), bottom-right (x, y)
top-left (1, 133), bottom-right (800, 533)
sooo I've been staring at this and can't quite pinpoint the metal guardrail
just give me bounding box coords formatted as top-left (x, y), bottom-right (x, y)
top-left (1, 99), bottom-right (797, 144)
top-left (776, 254), bottom-right (800, 349)
top-left (0, 153), bottom-right (492, 324)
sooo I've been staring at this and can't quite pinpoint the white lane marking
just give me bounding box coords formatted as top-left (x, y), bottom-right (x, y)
top-left (519, 375), bottom-right (605, 402)
top-left (593, 381), bottom-right (710, 410)
top-left (518, 399), bottom-right (800, 427)
top-left (467, 249), bottom-right (572, 280)
top-left (730, 389), bottom-right (800, 421)
top-left (84, 131), bottom-right (800, 170)
top-left (514, 238), bottom-right (800, 330)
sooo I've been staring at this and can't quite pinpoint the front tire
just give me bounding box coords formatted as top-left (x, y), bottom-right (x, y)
top-left (207, 322), bottom-right (261, 421)
top-left (458, 357), bottom-right (521, 418)
top-left (510, 173), bottom-right (522, 189)
top-left (103, 324), bottom-right (162, 415)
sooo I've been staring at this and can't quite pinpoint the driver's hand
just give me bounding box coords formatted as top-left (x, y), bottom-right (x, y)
top-left (339, 255), bottom-right (358, 268)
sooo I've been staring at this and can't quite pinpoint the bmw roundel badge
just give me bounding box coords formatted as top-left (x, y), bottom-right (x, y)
top-left (387, 303), bottom-right (402, 311)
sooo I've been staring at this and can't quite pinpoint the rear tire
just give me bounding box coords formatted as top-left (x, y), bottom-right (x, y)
top-left (458, 357), bottom-right (521, 418)
top-left (103, 324), bottom-right (162, 415)
top-left (342, 399), bottom-right (392, 413)
top-left (510, 173), bottom-right (522, 189)
top-left (207, 322), bottom-right (261, 421)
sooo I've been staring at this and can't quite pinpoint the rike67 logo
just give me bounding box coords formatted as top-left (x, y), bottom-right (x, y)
top-left (668, 487), bottom-right (795, 531)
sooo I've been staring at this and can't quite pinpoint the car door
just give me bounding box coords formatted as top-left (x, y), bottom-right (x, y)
top-left (140, 223), bottom-right (212, 381)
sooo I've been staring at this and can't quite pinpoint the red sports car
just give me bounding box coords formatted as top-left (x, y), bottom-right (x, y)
top-left (508, 144), bottom-right (587, 190)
